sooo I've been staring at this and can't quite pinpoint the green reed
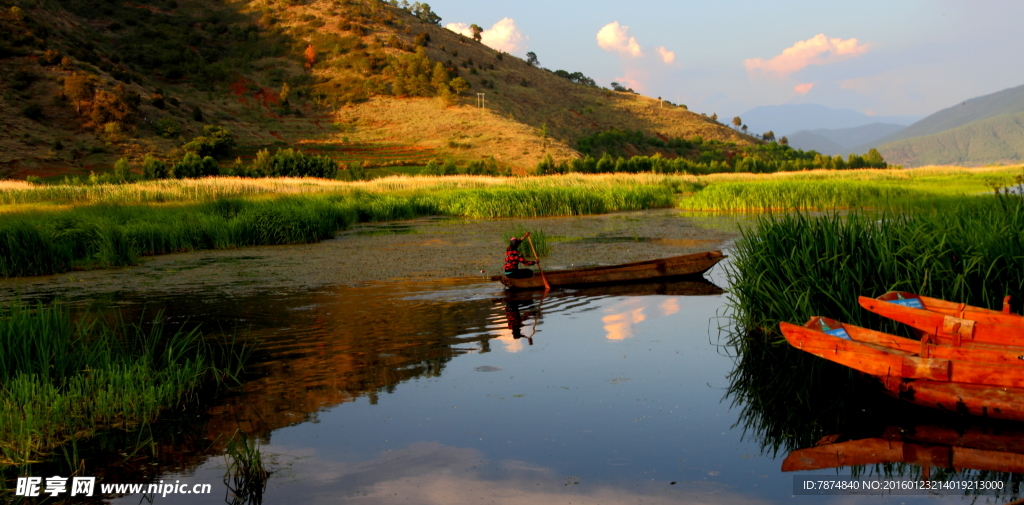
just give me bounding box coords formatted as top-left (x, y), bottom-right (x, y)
top-left (0, 301), bottom-right (255, 466)
top-left (722, 194), bottom-right (1024, 456)
top-left (224, 431), bottom-right (270, 505)
top-left (680, 179), bottom-right (961, 211)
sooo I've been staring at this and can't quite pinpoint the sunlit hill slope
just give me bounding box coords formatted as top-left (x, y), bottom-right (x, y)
top-left (0, 0), bottom-right (755, 178)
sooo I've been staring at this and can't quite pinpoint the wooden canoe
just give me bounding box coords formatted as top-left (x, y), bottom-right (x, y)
top-left (490, 250), bottom-right (726, 290)
top-left (820, 316), bottom-right (1024, 366)
top-left (783, 424), bottom-right (1024, 473)
top-left (780, 318), bottom-right (1024, 388)
top-left (879, 376), bottom-right (1024, 423)
top-left (859, 291), bottom-right (1024, 347)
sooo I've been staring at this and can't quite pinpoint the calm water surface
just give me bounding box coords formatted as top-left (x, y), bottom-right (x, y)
top-left (14, 246), bottom-right (1016, 504)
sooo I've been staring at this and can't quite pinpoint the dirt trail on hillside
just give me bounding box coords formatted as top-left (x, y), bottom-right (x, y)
top-left (0, 210), bottom-right (742, 299)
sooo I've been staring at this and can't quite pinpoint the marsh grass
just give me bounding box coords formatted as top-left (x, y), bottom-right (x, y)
top-left (224, 431), bottom-right (270, 505)
top-left (679, 180), bottom-right (954, 211)
top-left (723, 194), bottom-right (1024, 457)
top-left (0, 301), bottom-right (254, 466)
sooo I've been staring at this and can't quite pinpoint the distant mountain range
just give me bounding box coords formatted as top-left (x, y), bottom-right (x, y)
top-left (741, 83), bottom-right (1024, 166)
top-left (859, 83), bottom-right (1024, 166)
top-left (737, 104), bottom-right (921, 137)
top-left (787, 123), bottom-right (907, 156)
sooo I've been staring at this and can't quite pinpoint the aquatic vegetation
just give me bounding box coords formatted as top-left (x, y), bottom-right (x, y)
top-left (680, 179), bottom-right (947, 211)
top-left (0, 301), bottom-right (254, 466)
top-left (224, 431), bottom-right (270, 505)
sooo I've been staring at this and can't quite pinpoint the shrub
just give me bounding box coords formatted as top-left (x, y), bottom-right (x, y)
top-left (112, 158), bottom-right (132, 182)
top-left (251, 148), bottom-right (338, 178)
top-left (21, 103), bottom-right (43, 121)
top-left (172, 152), bottom-right (219, 178)
top-left (156, 117), bottom-right (183, 138)
top-left (142, 155), bottom-right (169, 179)
top-left (182, 125), bottom-right (236, 158)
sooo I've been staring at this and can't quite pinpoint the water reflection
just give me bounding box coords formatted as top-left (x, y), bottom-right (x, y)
top-left (30, 279), bottom-right (724, 497)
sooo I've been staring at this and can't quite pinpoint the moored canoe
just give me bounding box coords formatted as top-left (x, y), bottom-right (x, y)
top-left (780, 318), bottom-right (1024, 388)
top-left (859, 292), bottom-right (1023, 347)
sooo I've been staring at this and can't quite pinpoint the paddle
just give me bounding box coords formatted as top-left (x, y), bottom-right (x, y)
top-left (523, 232), bottom-right (550, 291)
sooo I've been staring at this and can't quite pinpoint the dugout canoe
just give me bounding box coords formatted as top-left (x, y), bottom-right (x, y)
top-left (782, 424), bottom-right (1024, 473)
top-left (879, 376), bottom-right (1024, 423)
top-left (859, 292), bottom-right (1024, 347)
top-left (779, 317), bottom-right (1024, 388)
top-left (489, 250), bottom-right (726, 290)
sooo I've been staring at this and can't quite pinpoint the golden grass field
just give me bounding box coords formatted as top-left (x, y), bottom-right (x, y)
top-left (1, 165), bottom-right (1019, 210)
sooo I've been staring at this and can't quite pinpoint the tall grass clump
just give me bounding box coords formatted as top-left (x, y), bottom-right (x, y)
top-left (723, 195), bottom-right (1024, 456)
top-left (0, 301), bottom-right (255, 466)
top-left (224, 431), bottom-right (271, 505)
top-left (680, 179), bottom-right (950, 211)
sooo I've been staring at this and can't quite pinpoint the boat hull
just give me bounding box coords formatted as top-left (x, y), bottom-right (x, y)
top-left (880, 376), bottom-right (1024, 423)
top-left (859, 292), bottom-right (1024, 347)
top-left (780, 319), bottom-right (1024, 388)
top-left (491, 250), bottom-right (726, 290)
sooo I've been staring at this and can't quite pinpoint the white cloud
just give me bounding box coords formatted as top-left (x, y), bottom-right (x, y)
top-left (596, 22), bottom-right (643, 58)
top-left (744, 34), bottom-right (869, 78)
top-left (655, 46), bottom-right (676, 65)
top-left (445, 18), bottom-right (526, 54)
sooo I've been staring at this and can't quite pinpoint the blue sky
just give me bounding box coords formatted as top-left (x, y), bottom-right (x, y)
top-left (428, 0), bottom-right (1024, 118)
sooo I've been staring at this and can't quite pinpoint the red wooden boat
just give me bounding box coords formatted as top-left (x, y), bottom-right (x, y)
top-left (835, 316), bottom-right (1024, 366)
top-left (781, 317), bottom-right (1024, 420)
top-left (780, 317), bottom-right (1024, 388)
top-left (859, 292), bottom-right (1024, 347)
top-left (783, 424), bottom-right (1024, 473)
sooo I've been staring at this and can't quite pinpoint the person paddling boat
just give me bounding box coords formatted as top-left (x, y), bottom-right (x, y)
top-left (504, 234), bottom-right (537, 279)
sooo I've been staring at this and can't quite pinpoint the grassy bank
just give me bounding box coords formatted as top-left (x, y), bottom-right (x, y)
top-left (679, 165), bottom-right (1022, 211)
top-left (0, 301), bottom-right (252, 466)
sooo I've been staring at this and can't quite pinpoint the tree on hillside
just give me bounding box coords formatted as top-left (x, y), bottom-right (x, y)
top-left (410, 3), bottom-right (441, 25)
top-left (741, 124), bottom-right (748, 134)
top-left (526, 51), bottom-right (538, 66)
top-left (710, 113), bottom-right (718, 122)
top-left (779, 136), bottom-right (789, 146)
top-left (763, 131), bottom-right (775, 142)
top-left (64, 74), bottom-right (95, 114)
top-left (866, 148), bottom-right (886, 168)
top-left (470, 24), bottom-right (483, 42)
top-left (732, 116), bottom-right (742, 128)
top-left (449, 77), bottom-right (470, 96)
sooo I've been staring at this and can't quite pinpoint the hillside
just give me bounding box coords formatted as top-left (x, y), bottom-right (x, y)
top-left (738, 103), bottom-right (919, 136)
top-left (866, 83), bottom-right (1024, 148)
top-left (873, 111), bottom-right (1024, 167)
top-left (787, 123), bottom-right (906, 155)
top-left (0, 0), bottom-right (753, 179)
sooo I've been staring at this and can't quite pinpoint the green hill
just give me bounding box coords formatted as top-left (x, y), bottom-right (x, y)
top-left (876, 111), bottom-right (1024, 167)
top-left (0, 0), bottom-right (754, 178)
top-left (865, 83), bottom-right (1024, 149)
